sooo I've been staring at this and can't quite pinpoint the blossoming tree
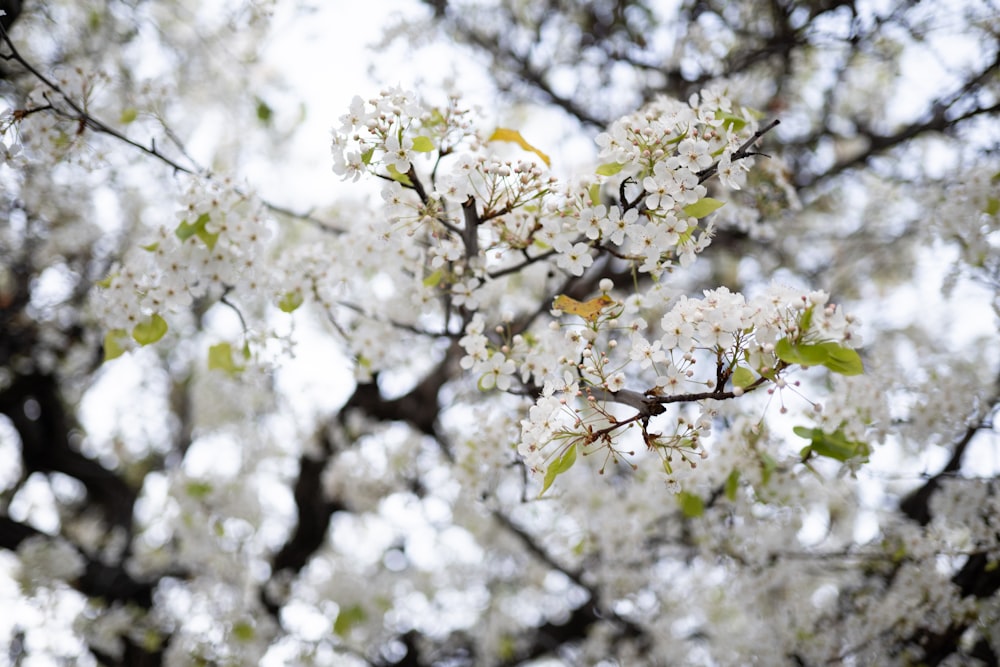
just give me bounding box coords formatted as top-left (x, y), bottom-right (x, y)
top-left (1, 1), bottom-right (999, 665)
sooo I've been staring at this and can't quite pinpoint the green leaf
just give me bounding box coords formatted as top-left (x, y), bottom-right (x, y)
top-left (426, 108), bottom-right (446, 128)
top-left (232, 621), bottom-right (255, 642)
top-left (103, 329), bottom-right (128, 362)
top-left (760, 452), bottom-right (777, 486)
top-left (255, 98), bottom-right (272, 124)
top-left (678, 491), bottom-right (704, 518)
top-left (140, 629), bottom-right (163, 652)
top-left (724, 470), bottom-right (740, 501)
top-left (588, 183), bottom-right (602, 206)
top-left (120, 108), bottom-right (138, 124)
top-left (132, 314), bottom-right (168, 346)
top-left (682, 197), bottom-right (725, 219)
top-left (333, 604), bottom-right (367, 637)
top-left (422, 269), bottom-right (443, 288)
top-left (775, 339), bottom-right (863, 376)
top-left (361, 147), bottom-right (375, 165)
top-left (715, 109), bottom-right (747, 132)
top-left (96, 274), bottom-right (116, 289)
top-left (732, 366), bottom-right (755, 388)
top-left (278, 291), bottom-right (304, 313)
top-left (795, 426), bottom-right (870, 462)
top-left (208, 342), bottom-right (244, 374)
top-left (175, 212), bottom-right (219, 250)
top-left (822, 343), bottom-right (864, 375)
top-left (411, 135), bottom-right (435, 152)
top-left (986, 197), bottom-right (999, 217)
top-left (185, 481), bottom-right (213, 499)
top-left (596, 162), bottom-right (625, 176)
top-left (799, 305), bottom-right (814, 332)
top-left (539, 443), bottom-right (577, 497)
top-left (498, 636), bottom-right (517, 661)
top-left (775, 338), bottom-right (828, 366)
top-left (141, 242), bottom-right (159, 252)
top-left (386, 163), bottom-right (413, 186)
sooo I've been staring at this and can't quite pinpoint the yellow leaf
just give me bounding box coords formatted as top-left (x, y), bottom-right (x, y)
top-left (488, 128), bottom-right (551, 166)
top-left (552, 294), bottom-right (615, 322)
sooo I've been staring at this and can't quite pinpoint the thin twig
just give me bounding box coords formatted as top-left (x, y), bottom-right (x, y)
top-left (1, 26), bottom-right (339, 231)
top-left (697, 118), bottom-right (781, 184)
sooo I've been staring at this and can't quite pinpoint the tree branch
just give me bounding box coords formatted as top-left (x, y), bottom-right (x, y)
top-left (0, 25), bottom-right (339, 231)
top-left (696, 118), bottom-right (781, 184)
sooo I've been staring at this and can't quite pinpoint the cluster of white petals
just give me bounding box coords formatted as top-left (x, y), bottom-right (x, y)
top-left (325, 87), bottom-right (865, 492)
top-left (91, 177), bottom-right (275, 354)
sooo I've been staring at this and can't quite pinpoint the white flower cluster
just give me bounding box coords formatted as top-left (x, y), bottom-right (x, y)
top-left (0, 66), bottom-right (113, 169)
top-left (331, 87), bottom-right (477, 182)
top-left (328, 88), bottom-right (864, 490)
top-left (92, 177), bottom-right (274, 353)
top-left (514, 283), bottom-right (861, 486)
top-left (327, 86), bottom-right (761, 314)
top-left (922, 166), bottom-right (1000, 308)
top-left (16, 535), bottom-right (87, 591)
top-left (0, 107), bottom-right (25, 165)
top-left (586, 92), bottom-right (759, 271)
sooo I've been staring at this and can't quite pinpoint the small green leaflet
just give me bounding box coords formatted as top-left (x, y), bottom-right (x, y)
top-left (986, 196), bottom-right (999, 216)
top-left (278, 291), bottom-right (304, 313)
top-left (232, 621), bottom-right (255, 642)
top-left (539, 443), bottom-right (577, 497)
top-left (759, 451), bottom-right (777, 486)
top-left (386, 163), bottom-right (413, 186)
top-left (175, 212), bottom-right (219, 250)
top-left (795, 426), bottom-right (870, 463)
top-left (185, 480), bottom-right (213, 498)
top-left (120, 108), bottom-right (138, 124)
top-left (682, 197), bottom-right (725, 219)
top-left (724, 470), bottom-right (740, 501)
top-left (208, 342), bottom-right (244, 374)
top-left (774, 339), bottom-right (864, 376)
top-left (103, 329), bottom-right (128, 361)
top-left (426, 108), bottom-right (447, 128)
top-left (731, 366), bottom-right (756, 388)
top-left (596, 162), bottom-right (625, 176)
top-left (255, 98), bottom-right (273, 124)
top-left (333, 604), bottom-right (367, 637)
top-left (678, 491), bottom-right (704, 518)
top-left (588, 183), bottom-right (602, 206)
top-left (132, 314), bottom-right (168, 345)
top-left (411, 135), bottom-right (435, 152)
top-left (422, 269), bottom-right (443, 288)
top-left (799, 305), bottom-right (814, 333)
top-left (715, 109), bottom-right (747, 132)
top-left (140, 629), bottom-right (162, 653)
top-left (361, 147), bottom-right (375, 165)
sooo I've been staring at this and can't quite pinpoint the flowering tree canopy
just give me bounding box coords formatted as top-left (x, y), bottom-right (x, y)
top-left (1, 1), bottom-right (999, 665)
